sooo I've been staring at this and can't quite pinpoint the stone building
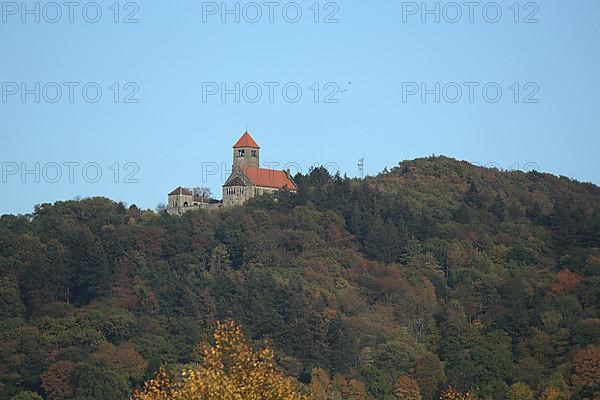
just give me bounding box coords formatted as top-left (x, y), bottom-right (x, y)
top-left (166, 186), bottom-right (222, 215)
top-left (166, 131), bottom-right (296, 214)
top-left (167, 186), bottom-right (193, 209)
top-left (223, 132), bottom-right (297, 206)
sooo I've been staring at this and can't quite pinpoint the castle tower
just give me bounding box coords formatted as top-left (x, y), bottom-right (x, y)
top-left (223, 131), bottom-right (296, 207)
top-left (232, 131), bottom-right (260, 170)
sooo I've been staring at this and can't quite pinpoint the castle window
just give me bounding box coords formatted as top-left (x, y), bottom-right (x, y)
top-left (251, 150), bottom-right (257, 157)
top-left (238, 149), bottom-right (245, 157)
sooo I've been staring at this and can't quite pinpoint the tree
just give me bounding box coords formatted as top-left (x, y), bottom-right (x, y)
top-left (133, 321), bottom-right (307, 400)
top-left (539, 373), bottom-right (569, 400)
top-left (210, 244), bottom-right (231, 272)
top-left (0, 278), bottom-right (25, 319)
top-left (41, 361), bottom-right (76, 400)
top-left (464, 182), bottom-right (482, 209)
top-left (551, 269), bottom-right (582, 295)
top-left (3, 162), bottom-right (600, 399)
top-left (470, 331), bottom-right (513, 398)
top-left (453, 203), bottom-right (472, 224)
top-left (439, 386), bottom-right (474, 400)
top-left (571, 347), bottom-right (600, 387)
top-left (10, 392), bottom-right (44, 400)
top-left (343, 378), bottom-right (368, 400)
top-left (412, 353), bottom-right (446, 400)
top-left (90, 341), bottom-right (147, 384)
top-left (506, 383), bottom-right (534, 400)
top-left (539, 387), bottom-right (566, 400)
top-left (488, 195), bottom-right (506, 221)
top-left (393, 375), bottom-right (422, 400)
top-left (193, 187), bottom-right (213, 201)
top-left (309, 368), bottom-right (330, 400)
top-left (308, 368), bottom-right (367, 400)
top-left (74, 360), bottom-right (130, 400)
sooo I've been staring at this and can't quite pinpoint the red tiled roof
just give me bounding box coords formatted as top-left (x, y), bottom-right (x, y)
top-left (242, 166), bottom-right (297, 191)
top-left (169, 186), bottom-right (192, 196)
top-left (233, 132), bottom-right (260, 149)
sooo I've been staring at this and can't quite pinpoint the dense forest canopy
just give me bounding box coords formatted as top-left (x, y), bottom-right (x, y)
top-left (1, 156), bottom-right (599, 400)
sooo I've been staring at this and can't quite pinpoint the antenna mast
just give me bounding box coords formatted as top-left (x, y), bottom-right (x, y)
top-left (358, 158), bottom-right (365, 178)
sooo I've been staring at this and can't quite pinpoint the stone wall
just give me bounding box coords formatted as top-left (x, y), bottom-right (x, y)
top-left (223, 185), bottom-right (280, 207)
top-left (232, 147), bottom-right (260, 170)
top-left (166, 202), bottom-right (222, 216)
top-left (168, 193), bottom-right (193, 208)
top-left (223, 185), bottom-right (253, 207)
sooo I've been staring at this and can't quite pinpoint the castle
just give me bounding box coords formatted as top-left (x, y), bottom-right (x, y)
top-left (166, 132), bottom-right (297, 215)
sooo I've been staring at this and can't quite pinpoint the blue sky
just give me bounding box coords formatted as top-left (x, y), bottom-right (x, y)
top-left (1, 0), bottom-right (599, 214)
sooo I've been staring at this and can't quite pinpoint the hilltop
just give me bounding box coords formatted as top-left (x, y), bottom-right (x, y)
top-left (1, 157), bottom-right (599, 400)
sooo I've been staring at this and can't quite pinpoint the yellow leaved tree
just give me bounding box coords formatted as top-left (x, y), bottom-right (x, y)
top-left (133, 321), bottom-right (308, 400)
top-left (439, 386), bottom-right (475, 400)
top-left (393, 375), bottom-right (422, 400)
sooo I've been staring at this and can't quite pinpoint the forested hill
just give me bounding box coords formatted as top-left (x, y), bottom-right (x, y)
top-left (1, 156), bottom-right (599, 400)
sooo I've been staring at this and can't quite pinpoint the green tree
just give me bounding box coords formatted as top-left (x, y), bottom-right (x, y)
top-left (413, 353), bottom-right (446, 400)
top-left (74, 361), bottom-right (130, 400)
top-left (10, 391), bottom-right (44, 400)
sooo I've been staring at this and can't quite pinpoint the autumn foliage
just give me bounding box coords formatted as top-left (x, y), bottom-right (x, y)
top-left (506, 382), bottom-right (534, 400)
top-left (40, 361), bottom-right (76, 400)
top-left (439, 386), bottom-right (475, 400)
top-left (538, 387), bottom-right (567, 400)
top-left (551, 269), bottom-right (582, 295)
top-left (571, 347), bottom-right (600, 387)
top-left (309, 368), bottom-right (367, 400)
top-left (393, 375), bottom-right (422, 400)
top-left (2, 159), bottom-right (600, 399)
top-left (133, 321), bottom-right (307, 400)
